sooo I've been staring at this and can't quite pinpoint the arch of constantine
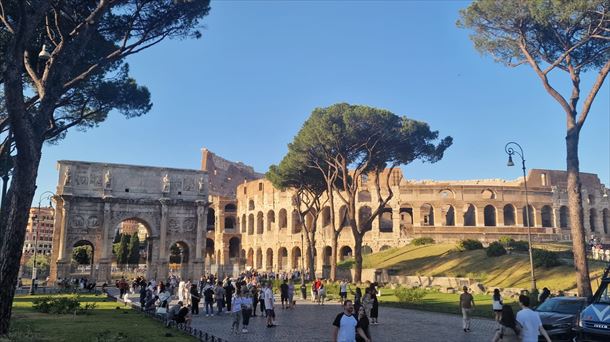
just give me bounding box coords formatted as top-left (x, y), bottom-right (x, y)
top-left (49, 161), bottom-right (209, 283)
top-left (51, 149), bottom-right (610, 281)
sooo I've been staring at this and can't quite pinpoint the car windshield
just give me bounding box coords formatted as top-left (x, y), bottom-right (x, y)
top-left (594, 283), bottom-right (610, 304)
top-left (536, 299), bottom-right (583, 314)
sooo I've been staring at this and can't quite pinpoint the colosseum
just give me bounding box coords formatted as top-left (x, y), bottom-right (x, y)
top-left (203, 149), bottom-right (610, 277)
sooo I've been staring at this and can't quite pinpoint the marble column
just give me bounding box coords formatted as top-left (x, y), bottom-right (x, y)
top-left (192, 200), bottom-right (207, 280)
top-left (97, 202), bottom-right (112, 283)
top-left (157, 199), bottom-right (169, 280)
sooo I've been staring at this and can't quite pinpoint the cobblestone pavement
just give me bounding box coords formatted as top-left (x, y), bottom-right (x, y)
top-left (112, 289), bottom-right (496, 342)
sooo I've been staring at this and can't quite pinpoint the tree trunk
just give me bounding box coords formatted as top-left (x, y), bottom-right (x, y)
top-left (566, 130), bottom-right (593, 298)
top-left (353, 232), bottom-right (363, 283)
top-left (330, 231), bottom-right (339, 281)
top-left (0, 152), bottom-right (42, 336)
top-left (307, 230), bottom-right (315, 280)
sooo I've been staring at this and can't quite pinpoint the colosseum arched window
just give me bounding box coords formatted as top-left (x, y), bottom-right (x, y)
top-left (358, 190), bottom-right (371, 202)
top-left (257, 211), bottom-right (264, 234)
top-left (523, 205), bottom-right (535, 227)
top-left (278, 209), bottom-right (287, 229)
top-left (379, 207), bottom-right (393, 232)
top-left (266, 210), bottom-right (275, 231)
top-left (589, 208), bottom-right (597, 232)
top-left (559, 206), bottom-right (569, 228)
top-left (420, 204), bottom-right (434, 226)
top-left (464, 204), bottom-right (476, 226)
top-left (359, 206), bottom-right (372, 230)
top-left (442, 204), bottom-right (455, 226)
top-left (248, 214), bottom-right (254, 235)
top-left (541, 205), bottom-right (553, 227)
top-left (484, 205), bottom-right (496, 226)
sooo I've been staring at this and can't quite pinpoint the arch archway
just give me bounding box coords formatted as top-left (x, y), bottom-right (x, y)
top-left (205, 238), bottom-right (215, 264)
top-left (484, 205), bottom-right (496, 227)
top-left (248, 214), bottom-right (254, 235)
top-left (266, 210), bottom-right (275, 231)
top-left (224, 216), bottom-right (235, 230)
top-left (590, 209), bottom-right (597, 232)
top-left (523, 205), bottom-right (535, 227)
top-left (362, 245), bottom-right (373, 255)
top-left (420, 204), bottom-right (434, 226)
top-left (464, 204), bottom-right (476, 226)
top-left (224, 203), bottom-right (237, 212)
top-left (228, 237), bottom-right (240, 262)
top-left (247, 248), bottom-right (254, 267)
top-left (339, 246), bottom-right (352, 261)
top-left (278, 209), bottom-right (288, 229)
top-left (323, 246), bottom-right (332, 267)
top-left (443, 205), bottom-right (455, 226)
top-left (358, 206), bottom-right (372, 230)
top-left (70, 240), bottom-right (95, 278)
top-left (291, 209), bottom-right (302, 234)
top-left (278, 247), bottom-right (288, 270)
top-left (541, 205), bottom-right (553, 227)
top-left (291, 246), bottom-right (302, 269)
top-left (266, 248), bottom-right (274, 270)
top-left (503, 204), bottom-right (516, 226)
top-left (559, 206), bottom-right (569, 228)
top-left (207, 208), bottom-right (215, 231)
top-left (169, 241), bottom-right (190, 280)
top-left (241, 214), bottom-right (247, 233)
top-left (112, 218), bottom-right (152, 277)
top-left (358, 190), bottom-right (371, 202)
top-left (379, 245), bottom-right (392, 252)
top-left (257, 211), bottom-right (264, 234)
top-left (256, 248), bottom-right (263, 269)
top-left (379, 207), bottom-right (393, 232)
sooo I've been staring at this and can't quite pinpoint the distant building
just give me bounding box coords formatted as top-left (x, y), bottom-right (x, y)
top-left (23, 207), bottom-right (55, 257)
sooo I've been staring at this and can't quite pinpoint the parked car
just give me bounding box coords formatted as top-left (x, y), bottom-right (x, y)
top-left (535, 296), bottom-right (587, 341)
top-left (578, 264), bottom-right (610, 341)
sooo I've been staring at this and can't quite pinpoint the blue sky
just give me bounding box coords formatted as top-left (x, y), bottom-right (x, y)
top-left (34, 0), bottom-right (610, 201)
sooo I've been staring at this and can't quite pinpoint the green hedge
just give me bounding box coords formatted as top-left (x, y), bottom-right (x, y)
top-left (394, 286), bottom-right (427, 304)
top-left (411, 237), bottom-right (435, 246)
top-left (532, 249), bottom-right (562, 268)
top-left (486, 241), bottom-right (507, 257)
top-left (457, 239), bottom-right (483, 251)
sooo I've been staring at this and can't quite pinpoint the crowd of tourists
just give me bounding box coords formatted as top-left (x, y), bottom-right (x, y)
top-left (460, 286), bottom-right (553, 342)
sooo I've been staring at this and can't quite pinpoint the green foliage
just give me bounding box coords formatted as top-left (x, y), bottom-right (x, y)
top-left (411, 237), bottom-right (435, 246)
top-left (394, 286), bottom-right (427, 304)
top-left (32, 296), bottom-right (81, 314)
top-left (509, 240), bottom-right (529, 252)
top-left (116, 234), bottom-right (130, 265)
top-left (532, 249), bottom-right (562, 268)
top-left (72, 245), bottom-right (92, 265)
top-left (127, 233), bottom-right (140, 265)
top-left (24, 254), bottom-right (50, 277)
top-left (457, 239), bottom-right (483, 251)
top-left (486, 241), bottom-right (507, 257)
top-left (498, 236), bottom-right (514, 246)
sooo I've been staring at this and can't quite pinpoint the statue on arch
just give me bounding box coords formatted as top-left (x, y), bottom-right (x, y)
top-left (162, 173), bottom-right (170, 193)
top-left (104, 170), bottom-right (112, 189)
top-left (63, 167), bottom-right (72, 186)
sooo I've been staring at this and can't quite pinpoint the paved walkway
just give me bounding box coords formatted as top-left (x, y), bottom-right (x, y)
top-left (111, 288), bottom-right (496, 341)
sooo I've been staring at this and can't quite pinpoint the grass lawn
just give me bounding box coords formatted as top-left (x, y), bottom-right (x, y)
top-left (339, 243), bottom-right (608, 291)
top-left (4, 294), bottom-right (196, 342)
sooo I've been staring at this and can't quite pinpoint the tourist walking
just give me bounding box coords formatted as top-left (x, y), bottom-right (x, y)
top-left (319, 283), bottom-right (327, 305)
top-left (178, 279), bottom-right (185, 302)
top-left (241, 288), bottom-right (253, 333)
top-left (288, 280), bottom-right (295, 308)
top-left (492, 288), bottom-right (503, 321)
top-left (332, 300), bottom-right (370, 342)
top-left (258, 286), bottom-right (266, 317)
top-left (280, 279), bottom-right (289, 309)
top-left (214, 281), bottom-right (225, 315)
top-left (369, 283), bottom-right (379, 324)
top-left (230, 291), bottom-right (243, 334)
top-left (362, 288), bottom-right (372, 317)
top-left (190, 284), bottom-right (200, 315)
top-left (356, 305), bottom-right (372, 342)
top-left (353, 287), bottom-right (362, 313)
top-left (516, 294), bottom-right (552, 342)
top-left (225, 278), bottom-right (235, 311)
top-left (491, 305), bottom-right (519, 342)
top-left (263, 282), bottom-right (276, 327)
top-left (459, 286), bottom-right (475, 332)
top-left (251, 285), bottom-right (259, 317)
top-left (339, 280), bottom-right (349, 302)
top-left (300, 281), bottom-right (307, 300)
top-left (538, 287), bottom-right (551, 304)
top-left (203, 282), bottom-right (214, 316)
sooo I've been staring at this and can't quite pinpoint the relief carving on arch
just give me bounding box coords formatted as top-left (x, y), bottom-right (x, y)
top-left (70, 215), bottom-right (85, 229)
top-left (183, 218), bottom-right (196, 232)
top-left (88, 216), bottom-right (100, 228)
top-left (168, 218), bottom-right (180, 233)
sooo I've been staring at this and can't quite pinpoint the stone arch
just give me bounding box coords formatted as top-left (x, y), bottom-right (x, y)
top-left (379, 245), bottom-right (392, 252)
top-left (224, 216), bottom-right (235, 229)
top-left (442, 204), bottom-right (455, 226)
top-left (70, 240), bottom-right (95, 277)
top-left (266, 210), bottom-right (275, 231)
top-left (541, 205), bottom-right (553, 227)
top-left (590, 208), bottom-right (597, 232)
top-left (207, 208), bottom-right (215, 231)
top-left (559, 206), bottom-right (569, 228)
top-left (400, 206), bottom-right (413, 227)
top-left (169, 241), bottom-right (190, 279)
top-left (362, 245), bottom-right (373, 255)
top-left (305, 211), bottom-right (315, 231)
top-left (278, 209), bottom-right (288, 229)
top-left (339, 246), bottom-right (353, 261)
top-left (503, 204), bottom-right (516, 226)
top-left (358, 190), bottom-right (371, 202)
top-left (588, 194), bottom-right (595, 205)
top-left (522, 205), bottom-right (535, 227)
top-left (266, 248), bottom-right (274, 270)
top-left (439, 189), bottom-right (455, 199)
top-left (379, 207), bottom-right (393, 232)
top-left (224, 203), bottom-right (237, 212)
top-left (481, 189), bottom-right (496, 199)
top-left (484, 205), bottom-right (496, 227)
top-left (256, 211), bottom-right (264, 234)
top-left (323, 246), bottom-right (332, 267)
top-left (248, 213), bottom-right (254, 235)
top-left (241, 214), bottom-right (247, 233)
top-left (278, 247), bottom-right (288, 270)
top-left (291, 209), bottom-right (302, 234)
top-left (256, 248), bottom-right (263, 269)
top-left (339, 205), bottom-right (349, 228)
top-left (205, 238), bottom-right (214, 261)
top-left (420, 203), bottom-right (434, 226)
top-left (248, 200), bottom-right (255, 211)
top-left (358, 206), bottom-right (372, 230)
top-left (228, 237), bottom-right (240, 261)
top-left (321, 206), bottom-right (331, 227)
top-left (463, 204), bottom-right (476, 226)
top-left (291, 246), bottom-right (302, 269)
top-left (247, 248), bottom-right (254, 267)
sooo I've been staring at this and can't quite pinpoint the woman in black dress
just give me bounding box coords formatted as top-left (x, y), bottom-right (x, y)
top-left (356, 305), bottom-right (371, 342)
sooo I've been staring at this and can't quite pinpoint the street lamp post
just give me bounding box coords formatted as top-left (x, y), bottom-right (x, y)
top-left (30, 191), bottom-right (55, 295)
top-left (505, 142), bottom-right (537, 292)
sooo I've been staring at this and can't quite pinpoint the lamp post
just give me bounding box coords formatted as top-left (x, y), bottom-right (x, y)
top-left (30, 191), bottom-right (55, 294)
top-left (505, 142), bottom-right (537, 292)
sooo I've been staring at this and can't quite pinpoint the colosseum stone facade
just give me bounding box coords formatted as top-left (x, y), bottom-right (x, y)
top-left (201, 150), bottom-right (610, 276)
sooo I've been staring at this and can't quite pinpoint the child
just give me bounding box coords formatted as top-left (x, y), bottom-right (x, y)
top-left (231, 291), bottom-right (243, 334)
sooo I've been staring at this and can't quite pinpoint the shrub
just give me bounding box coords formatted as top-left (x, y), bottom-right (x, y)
top-left (498, 236), bottom-right (515, 246)
top-left (32, 295), bottom-right (81, 314)
top-left (457, 239), bottom-right (483, 251)
top-left (532, 249), bottom-right (562, 268)
top-left (394, 286), bottom-right (427, 304)
top-left (509, 240), bottom-right (529, 252)
top-left (486, 241), bottom-right (507, 257)
top-left (411, 237), bottom-right (435, 246)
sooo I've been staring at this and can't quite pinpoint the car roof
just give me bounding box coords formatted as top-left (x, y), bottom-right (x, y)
top-left (546, 296), bottom-right (587, 302)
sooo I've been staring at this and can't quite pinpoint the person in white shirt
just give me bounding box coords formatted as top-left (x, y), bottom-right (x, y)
top-left (263, 282), bottom-right (275, 328)
top-left (230, 292), bottom-right (243, 334)
top-left (491, 288), bottom-right (503, 321)
top-left (332, 300), bottom-right (370, 342)
top-left (515, 295), bottom-right (551, 342)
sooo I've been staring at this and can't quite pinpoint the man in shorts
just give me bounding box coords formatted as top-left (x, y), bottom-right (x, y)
top-left (263, 282), bottom-right (276, 328)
